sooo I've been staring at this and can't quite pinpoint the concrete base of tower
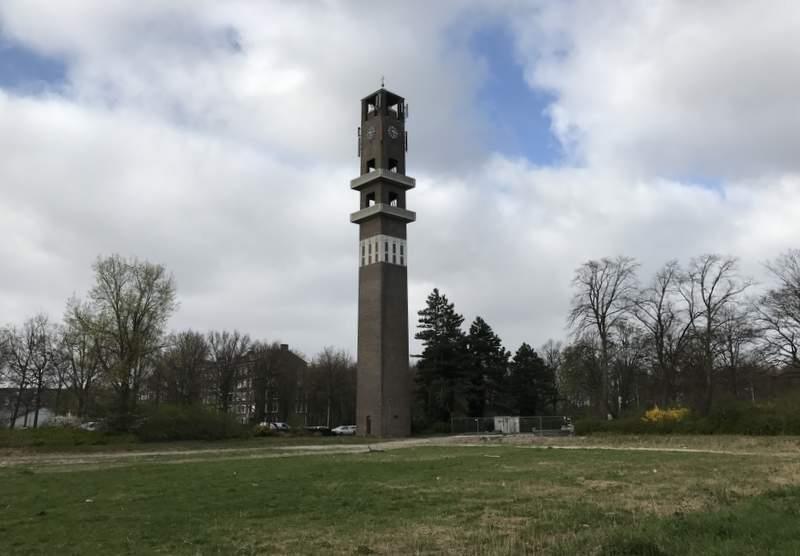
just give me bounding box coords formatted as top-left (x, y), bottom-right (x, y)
top-left (356, 408), bottom-right (411, 438)
top-left (356, 261), bottom-right (412, 438)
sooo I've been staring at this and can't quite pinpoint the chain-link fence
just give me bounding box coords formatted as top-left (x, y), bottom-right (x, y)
top-left (451, 416), bottom-right (574, 436)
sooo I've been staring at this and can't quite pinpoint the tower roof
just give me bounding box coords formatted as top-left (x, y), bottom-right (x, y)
top-left (361, 87), bottom-right (404, 103)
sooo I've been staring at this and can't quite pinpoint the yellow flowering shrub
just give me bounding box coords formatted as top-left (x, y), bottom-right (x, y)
top-left (642, 406), bottom-right (690, 423)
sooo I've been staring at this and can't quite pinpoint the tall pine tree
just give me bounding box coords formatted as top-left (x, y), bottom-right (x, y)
top-left (508, 343), bottom-right (557, 415)
top-left (465, 316), bottom-right (509, 417)
top-left (414, 289), bottom-right (466, 424)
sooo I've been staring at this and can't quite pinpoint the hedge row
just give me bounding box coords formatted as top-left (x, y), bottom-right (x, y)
top-left (132, 405), bottom-right (249, 442)
top-left (576, 399), bottom-right (800, 436)
top-left (0, 427), bottom-right (136, 449)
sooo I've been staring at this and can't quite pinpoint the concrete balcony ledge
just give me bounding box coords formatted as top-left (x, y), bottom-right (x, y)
top-left (350, 169), bottom-right (416, 191)
top-left (350, 203), bottom-right (416, 224)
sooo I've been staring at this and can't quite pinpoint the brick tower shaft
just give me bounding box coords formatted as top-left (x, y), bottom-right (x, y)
top-left (350, 88), bottom-right (414, 437)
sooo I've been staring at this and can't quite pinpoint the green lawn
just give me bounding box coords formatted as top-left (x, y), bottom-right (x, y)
top-left (0, 428), bottom-right (370, 455)
top-left (1, 441), bottom-right (799, 554)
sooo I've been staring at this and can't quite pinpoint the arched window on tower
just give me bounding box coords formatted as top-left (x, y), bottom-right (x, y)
top-left (388, 192), bottom-right (399, 207)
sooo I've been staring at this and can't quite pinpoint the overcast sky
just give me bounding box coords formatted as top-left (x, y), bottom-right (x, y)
top-left (1, 1), bottom-right (799, 359)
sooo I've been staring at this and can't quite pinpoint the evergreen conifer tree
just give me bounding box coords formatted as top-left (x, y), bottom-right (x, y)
top-left (508, 343), bottom-right (557, 415)
top-left (414, 289), bottom-right (466, 424)
top-left (465, 316), bottom-right (509, 416)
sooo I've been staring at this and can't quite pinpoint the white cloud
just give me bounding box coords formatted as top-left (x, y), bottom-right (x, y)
top-left (1, 1), bottom-right (798, 358)
top-left (512, 1), bottom-right (800, 179)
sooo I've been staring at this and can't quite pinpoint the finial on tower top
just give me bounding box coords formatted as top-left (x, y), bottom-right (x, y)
top-left (381, 75), bottom-right (385, 88)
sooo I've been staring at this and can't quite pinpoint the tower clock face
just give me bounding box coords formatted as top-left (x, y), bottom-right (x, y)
top-left (366, 126), bottom-right (376, 140)
top-left (387, 125), bottom-right (399, 139)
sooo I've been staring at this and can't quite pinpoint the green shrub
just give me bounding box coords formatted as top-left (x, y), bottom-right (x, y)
top-left (252, 424), bottom-right (281, 437)
top-left (411, 418), bottom-right (451, 435)
top-left (133, 405), bottom-right (248, 442)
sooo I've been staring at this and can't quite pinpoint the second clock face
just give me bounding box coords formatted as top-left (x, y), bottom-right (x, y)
top-left (387, 125), bottom-right (399, 139)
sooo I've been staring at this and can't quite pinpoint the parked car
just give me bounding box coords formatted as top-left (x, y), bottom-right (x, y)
top-left (332, 425), bottom-right (357, 436)
top-left (79, 421), bottom-right (101, 432)
top-left (269, 422), bottom-right (290, 431)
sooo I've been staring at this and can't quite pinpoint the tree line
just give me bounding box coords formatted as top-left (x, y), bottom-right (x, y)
top-left (412, 250), bottom-right (799, 428)
top-left (563, 251), bottom-right (800, 418)
top-left (0, 255), bottom-right (356, 430)
top-left (412, 289), bottom-right (557, 429)
top-left (3, 249), bottom-right (798, 431)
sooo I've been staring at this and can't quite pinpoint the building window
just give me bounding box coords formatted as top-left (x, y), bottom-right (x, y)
top-left (389, 191), bottom-right (399, 206)
top-left (400, 245), bottom-right (404, 255)
top-left (366, 192), bottom-right (376, 207)
top-left (295, 393), bottom-right (307, 414)
top-left (400, 256), bottom-right (404, 265)
top-left (392, 242), bottom-right (396, 253)
top-left (392, 255), bottom-right (396, 264)
top-left (384, 253), bottom-right (388, 262)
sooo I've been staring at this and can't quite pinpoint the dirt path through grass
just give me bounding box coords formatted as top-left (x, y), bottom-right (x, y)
top-left (3, 434), bottom-right (799, 470)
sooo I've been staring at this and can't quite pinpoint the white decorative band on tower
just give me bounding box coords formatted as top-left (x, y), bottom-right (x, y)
top-left (359, 234), bottom-right (407, 267)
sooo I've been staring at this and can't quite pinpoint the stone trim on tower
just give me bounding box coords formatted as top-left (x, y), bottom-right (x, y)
top-left (359, 235), bottom-right (407, 267)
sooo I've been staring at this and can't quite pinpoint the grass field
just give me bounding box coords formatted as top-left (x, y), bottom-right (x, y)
top-left (0, 428), bottom-right (370, 456)
top-left (1, 436), bottom-right (799, 555)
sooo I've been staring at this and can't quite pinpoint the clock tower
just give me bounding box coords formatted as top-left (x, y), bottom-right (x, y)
top-left (351, 88), bottom-right (415, 437)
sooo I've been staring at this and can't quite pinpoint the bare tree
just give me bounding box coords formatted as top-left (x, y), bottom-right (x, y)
top-left (568, 256), bottom-right (639, 417)
top-left (71, 255), bottom-right (177, 427)
top-left (679, 254), bottom-right (752, 413)
top-left (308, 347), bottom-right (356, 427)
top-left (26, 315), bottom-right (57, 428)
top-left (3, 323), bottom-right (35, 428)
top-left (157, 330), bottom-right (210, 406)
top-left (3, 315), bottom-right (56, 428)
top-left (208, 330), bottom-right (251, 413)
top-left (60, 308), bottom-right (103, 419)
top-left (632, 261), bottom-right (692, 406)
top-left (717, 304), bottom-right (760, 399)
top-left (540, 339), bottom-right (563, 412)
top-left (609, 320), bottom-right (647, 412)
top-left (541, 339), bottom-right (563, 373)
top-left (757, 249), bottom-right (800, 370)
top-left (250, 340), bottom-right (284, 424)
top-left (0, 333), bottom-right (8, 383)
top-left (557, 333), bottom-right (601, 411)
